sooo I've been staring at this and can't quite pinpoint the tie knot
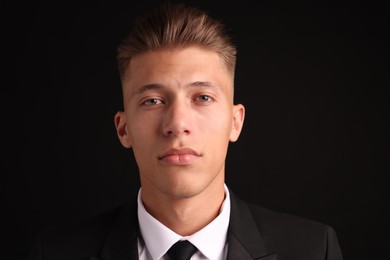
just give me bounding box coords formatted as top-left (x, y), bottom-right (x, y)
top-left (166, 240), bottom-right (197, 260)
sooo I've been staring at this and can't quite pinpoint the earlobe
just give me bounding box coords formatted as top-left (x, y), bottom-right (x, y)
top-left (114, 111), bottom-right (132, 148)
top-left (229, 104), bottom-right (245, 142)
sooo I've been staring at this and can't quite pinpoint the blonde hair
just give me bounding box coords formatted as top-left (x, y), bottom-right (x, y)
top-left (116, 3), bottom-right (236, 81)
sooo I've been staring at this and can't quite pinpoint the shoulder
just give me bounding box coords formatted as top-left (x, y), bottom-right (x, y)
top-left (45, 205), bottom-right (121, 241)
top-left (242, 199), bottom-right (342, 259)
top-left (230, 192), bottom-right (333, 238)
top-left (29, 204), bottom-right (125, 260)
top-left (246, 200), bottom-right (332, 239)
top-left (228, 190), bottom-right (343, 259)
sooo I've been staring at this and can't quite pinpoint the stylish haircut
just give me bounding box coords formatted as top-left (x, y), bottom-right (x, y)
top-left (116, 3), bottom-right (236, 81)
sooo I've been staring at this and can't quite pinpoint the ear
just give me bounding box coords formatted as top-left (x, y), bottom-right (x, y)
top-left (229, 104), bottom-right (245, 142)
top-left (114, 111), bottom-right (132, 148)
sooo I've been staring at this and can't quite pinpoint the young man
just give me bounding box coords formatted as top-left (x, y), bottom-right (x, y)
top-left (29, 3), bottom-right (343, 260)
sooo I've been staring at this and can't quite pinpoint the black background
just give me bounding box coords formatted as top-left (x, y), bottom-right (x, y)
top-left (2, 1), bottom-right (389, 259)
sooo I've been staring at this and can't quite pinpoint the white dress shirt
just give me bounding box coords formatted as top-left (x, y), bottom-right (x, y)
top-left (137, 185), bottom-right (231, 260)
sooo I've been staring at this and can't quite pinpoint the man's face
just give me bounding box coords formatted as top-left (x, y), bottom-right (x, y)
top-left (115, 47), bottom-right (244, 199)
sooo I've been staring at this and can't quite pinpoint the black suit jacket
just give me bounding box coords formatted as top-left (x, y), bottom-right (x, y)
top-left (29, 192), bottom-right (343, 260)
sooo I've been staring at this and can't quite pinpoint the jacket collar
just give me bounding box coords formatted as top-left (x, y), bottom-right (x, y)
top-left (92, 190), bottom-right (276, 260)
top-left (98, 200), bottom-right (140, 260)
top-left (227, 191), bottom-right (277, 260)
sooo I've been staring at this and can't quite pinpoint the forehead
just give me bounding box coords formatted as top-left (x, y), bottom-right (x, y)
top-left (122, 47), bottom-right (233, 96)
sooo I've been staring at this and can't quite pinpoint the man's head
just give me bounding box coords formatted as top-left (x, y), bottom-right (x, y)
top-left (116, 3), bottom-right (237, 82)
top-left (114, 3), bottom-right (244, 200)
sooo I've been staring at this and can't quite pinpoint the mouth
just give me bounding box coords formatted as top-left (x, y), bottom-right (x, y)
top-left (158, 147), bottom-right (201, 165)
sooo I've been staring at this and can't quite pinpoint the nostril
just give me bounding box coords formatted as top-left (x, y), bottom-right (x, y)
top-left (165, 128), bottom-right (190, 137)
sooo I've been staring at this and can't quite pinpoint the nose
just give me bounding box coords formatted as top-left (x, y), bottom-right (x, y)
top-left (162, 100), bottom-right (191, 137)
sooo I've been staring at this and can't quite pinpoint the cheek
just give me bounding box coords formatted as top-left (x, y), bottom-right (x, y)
top-left (203, 111), bottom-right (232, 142)
top-left (127, 114), bottom-right (158, 146)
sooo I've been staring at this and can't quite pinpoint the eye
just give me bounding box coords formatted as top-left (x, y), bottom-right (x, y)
top-left (194, 95), bottom-right (212, 103)
top-left (143, 98), bottom-right (163, 106)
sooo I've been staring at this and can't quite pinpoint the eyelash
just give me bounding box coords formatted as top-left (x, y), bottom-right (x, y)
top-left (141, 95), bottom-right (214, 107)
top-left (194, 95), bottom-right (213, 103)
top-left (143, 98), bottom-right (163, 106)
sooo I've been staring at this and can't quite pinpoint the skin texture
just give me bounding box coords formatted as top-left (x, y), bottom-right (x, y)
top-left (114, 46), bottom-right (245, 235)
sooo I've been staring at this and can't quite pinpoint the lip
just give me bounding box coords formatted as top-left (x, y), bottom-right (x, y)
top-left (158, 147), bottom-right (201, 165)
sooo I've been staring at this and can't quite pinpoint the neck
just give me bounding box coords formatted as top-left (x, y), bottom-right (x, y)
top-left (141, 180), bottom-right (226, 236)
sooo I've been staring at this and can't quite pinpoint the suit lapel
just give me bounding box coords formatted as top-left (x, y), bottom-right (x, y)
top-left (98, 200), bottom-right (139, 260)
top-left (227, 191), bottom-right (277, 260)
top-left (92, 191), bottom-right (277, 260)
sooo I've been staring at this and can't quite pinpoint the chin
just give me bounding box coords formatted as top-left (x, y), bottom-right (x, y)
top-left (163, 181), bottom-right (206, 199)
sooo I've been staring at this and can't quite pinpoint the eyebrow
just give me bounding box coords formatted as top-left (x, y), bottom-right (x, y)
top-left (134, 84), bottom-right (163, 95)
top-left (188, 81), bottom-right (216, 88)
top-left (134, 81), bottom-right (220, 95)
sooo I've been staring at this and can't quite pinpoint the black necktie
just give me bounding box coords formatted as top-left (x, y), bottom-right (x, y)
top-left (166, 240), bottom-right (197, 260)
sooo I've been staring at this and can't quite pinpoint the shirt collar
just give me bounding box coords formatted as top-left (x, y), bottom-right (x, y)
top-left (137, 185), bottom-right (231, 260)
